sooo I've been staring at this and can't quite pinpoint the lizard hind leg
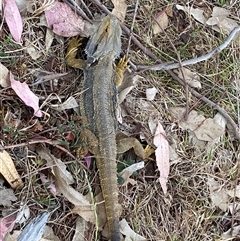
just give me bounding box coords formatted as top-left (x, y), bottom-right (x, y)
top-left (116, 137), bottom-right (154, 160)
top-left (76, 128), bottom-right (99, 158)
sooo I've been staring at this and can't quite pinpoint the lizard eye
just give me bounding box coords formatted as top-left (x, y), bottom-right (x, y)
top-left (105, 24), bottom-right (111, 35)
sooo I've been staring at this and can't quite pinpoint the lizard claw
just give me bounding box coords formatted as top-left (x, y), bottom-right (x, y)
top-left (144, 145), bottom-right (155, 160)
top-left (66, 37), bottom-right (86, 69)
top-left (115, 56), bottom-right (130, 86)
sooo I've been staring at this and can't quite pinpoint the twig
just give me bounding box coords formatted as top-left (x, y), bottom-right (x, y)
top-left (137, 25), bottom-right (240, 71)
top-left (1, 138), bottom-right (76, 159)
top-left (125, 0), bottom-right (139, 57)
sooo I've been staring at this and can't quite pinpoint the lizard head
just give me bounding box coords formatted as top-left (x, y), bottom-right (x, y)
top-left (85, 15), bottom-right (122, 63)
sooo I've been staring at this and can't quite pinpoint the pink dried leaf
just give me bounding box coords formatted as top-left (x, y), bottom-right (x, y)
top-left (153, 122), bottom-right (170, 194)
top-left (9, 72), bottom-right (42, 117)
top-left (0, 216), bottom-right (16, 241)
top-left (48, 184), bottom-right (57, 195)
top-left (45, 2), bottom-right (84, 37)
top-left (39, 173), bottom-right (57, 195)
top-left (3, 0), bottom-right (23, 43)
top-left (84, 153), bottom-right (92, 169)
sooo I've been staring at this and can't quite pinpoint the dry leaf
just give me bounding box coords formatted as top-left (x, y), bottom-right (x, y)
top-left (15, 0), bottom-right (27, 15)
top-left (118, 74), bottom-right (139, 104)
top-left (119, 219), bottom-right (146, 241)
top-left (170, 107), bottom-right (205, 130)
top-left (0, 63), bottom-right (10, 87)
top-left (72, 217), bottom-right (88, 241)
top-left (10, 72), bottom-right (42, 117)
top-left (3, 0), bottom-right (23, 43)
top-left (6, 230), bottom-right (21, 241)
top-left (177, 68), bottom-right (201, 89)
top-left (119, 161), bottom-right (145, 186)
top-left (206, 6), bottom-right (238, 35)
top-left (111, 0), bottom-right (127, 22)
top-left (194, 118), bottom-right (225, 142)
top-left (207, 177), bottom-right (228, 212)
top-left (152, 10), bottom-right (169, 35)
top-left (0, 188), bottom-right (17, 206)
top-left (229, 203), bottom-right (240, 214)
top-left (45, 1), bottom-right (85, 37)
top-left (50, 96), bottom-right (79, 111)
top-left (170, 107), bottom-right (225, 142)
top-left (153, 122), bottom-right (169, 194)
top-left (148, 116), bottom-right (158, 135)
top-left (175, 5), bottom-right (207, 25)
top-left (0, 150), bottom-right (24, 189)
top-left (175, 4), bottom-right (239, 37)
top-left (146, 87), bottom-right (158, 101)
top-left (206, 6), bottom-right (230, 25)
top-left (41, 153), bottom-right (74, 185)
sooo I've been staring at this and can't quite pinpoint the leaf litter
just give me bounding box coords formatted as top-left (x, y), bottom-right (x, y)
top-left (0, 0), bottom-right (239, 240)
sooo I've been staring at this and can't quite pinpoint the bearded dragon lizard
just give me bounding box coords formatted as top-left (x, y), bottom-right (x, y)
top-left (66, 15), bottom-right (151, 241)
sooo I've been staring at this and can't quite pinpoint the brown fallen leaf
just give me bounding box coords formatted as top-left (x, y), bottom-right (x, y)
top-left (152, 9), bottom-right (169, 35)
top-left (0, 150), bottom-right (24, 189)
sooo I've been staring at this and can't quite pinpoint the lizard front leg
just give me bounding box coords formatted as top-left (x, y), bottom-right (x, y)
top-left (66, 37), bottom-right (87, 69)
top-left (115, 55), bottom-right (129, 86)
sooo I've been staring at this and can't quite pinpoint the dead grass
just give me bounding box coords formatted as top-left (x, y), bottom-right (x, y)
top-left (0, 0), bottom-right (240, 240)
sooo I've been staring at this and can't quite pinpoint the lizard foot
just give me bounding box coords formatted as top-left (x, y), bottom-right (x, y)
top-left (66, 37), bottom-right (86, 69)
top-left (117, 137), bottom-right (154, 160)
top-left (115, 55), bottom-right (130, 86)
top-left (144, 145), bottom-right (155, 160)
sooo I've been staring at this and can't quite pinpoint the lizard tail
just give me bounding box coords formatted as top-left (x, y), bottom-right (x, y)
top-left (111, 222), bottom-right (121, 241)
top-left (96, 158), bottom-right (120, 241)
